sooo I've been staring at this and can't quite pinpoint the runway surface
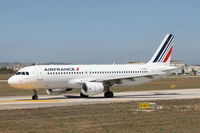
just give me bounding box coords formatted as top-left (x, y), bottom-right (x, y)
top-left (1, 88), bottom-right (200, 110)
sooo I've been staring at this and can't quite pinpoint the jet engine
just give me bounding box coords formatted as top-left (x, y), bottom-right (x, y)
top-left (81, 82), bottom-right (104, 96)
top-left (46, 88), bottom-right (71, 95)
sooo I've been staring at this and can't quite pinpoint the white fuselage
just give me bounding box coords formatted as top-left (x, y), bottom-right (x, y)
top-left (8, 63), bottom-right (174, 90)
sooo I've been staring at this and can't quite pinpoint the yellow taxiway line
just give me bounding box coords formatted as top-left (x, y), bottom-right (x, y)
top-left (0, 99), bottom-right (64, 103)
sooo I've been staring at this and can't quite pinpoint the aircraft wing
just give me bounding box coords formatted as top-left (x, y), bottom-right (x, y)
top-left (96, 74), bottom-right (158, 82)
top-left (79, 74), bottom-right (160, 85)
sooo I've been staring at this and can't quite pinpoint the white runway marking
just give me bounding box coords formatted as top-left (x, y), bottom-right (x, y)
top-left (0, 88), bottom-right (200, 110)
top-left (0, 80), bottom-right (7, 82)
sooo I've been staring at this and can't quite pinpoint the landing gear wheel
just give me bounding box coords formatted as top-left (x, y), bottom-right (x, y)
top-left (104, 91), bottom-right (114, 98)
top-left (80, 92), bottom-right (89, 98)
top-left (32, 89), bottom-right (39, 100)
top-left (32, 95), bottom-right (38, 100)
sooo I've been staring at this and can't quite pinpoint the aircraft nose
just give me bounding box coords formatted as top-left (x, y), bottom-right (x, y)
top-left (8, 76), bottom-right (21, 88)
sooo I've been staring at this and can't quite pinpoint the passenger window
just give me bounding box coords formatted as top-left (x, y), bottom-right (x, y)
top-left (21, 72), bottom-right (25, 75)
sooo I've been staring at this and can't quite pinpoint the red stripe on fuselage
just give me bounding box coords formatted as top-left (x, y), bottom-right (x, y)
top-left (163, 47), bottom-right (172, 62)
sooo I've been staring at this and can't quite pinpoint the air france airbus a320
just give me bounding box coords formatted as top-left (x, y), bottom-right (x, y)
top-left (8, 34), bottom-right (176, 100)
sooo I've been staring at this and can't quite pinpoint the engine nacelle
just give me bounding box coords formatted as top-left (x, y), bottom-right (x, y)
top-left (46, 88), bottom-right (70, 95)
top-left (81, 82), bottom-right (104, 96)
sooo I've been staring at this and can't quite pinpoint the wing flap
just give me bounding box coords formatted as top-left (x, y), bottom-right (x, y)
top-left (94, 74), bottom-right (159, 83)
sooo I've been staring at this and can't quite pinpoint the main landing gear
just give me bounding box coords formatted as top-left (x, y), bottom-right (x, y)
top-left (32, 89), bottom-right (38, 100)
top-left (104, 91), bottom-right (114, 98)
top-left (79, 87), bottom-right (114, 98)
top-left (80, 92), bottom-right (89, 98)
top-left (104, 86), bottom-right (114, 98)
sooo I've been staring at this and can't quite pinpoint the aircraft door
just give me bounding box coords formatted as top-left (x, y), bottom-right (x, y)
top-left (36, 67), bottom-right (44, 81)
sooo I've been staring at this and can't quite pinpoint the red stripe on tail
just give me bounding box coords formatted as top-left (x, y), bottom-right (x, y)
top-left (163, 47), bottom-right (172, 62)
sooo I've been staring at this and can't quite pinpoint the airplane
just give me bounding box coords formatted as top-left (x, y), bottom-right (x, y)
top-left (8, 34), bottom-right (176, 100)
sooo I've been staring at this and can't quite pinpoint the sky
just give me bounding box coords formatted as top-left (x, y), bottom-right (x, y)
top-left (0, 0), bottom-right (200, 64)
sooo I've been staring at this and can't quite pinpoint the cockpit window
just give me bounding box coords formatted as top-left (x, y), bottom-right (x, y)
top-left (16, 72), bottom-right (21, 75)
top-left (15, 72), bottom-right (30, 75)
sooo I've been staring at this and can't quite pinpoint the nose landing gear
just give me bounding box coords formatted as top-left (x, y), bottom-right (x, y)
top-left (32, 89), bottom-right (38, 100)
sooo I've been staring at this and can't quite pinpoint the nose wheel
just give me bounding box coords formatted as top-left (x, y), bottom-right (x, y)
top-left (32, 89), bottom-right (38, 100)
top-left (32, 95), bottom-right (38, 100)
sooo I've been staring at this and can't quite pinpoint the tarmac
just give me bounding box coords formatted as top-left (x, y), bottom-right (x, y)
top-left (1, 88), bottom-right (200, 110)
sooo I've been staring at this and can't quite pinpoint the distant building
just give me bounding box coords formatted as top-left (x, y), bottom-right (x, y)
top-left (0, 62), bottom-right (72, 71)
top-left (185, 65), bottom-right (200, 75)
top-left (170, 60), bottom-right (186, 75)
top-left (196, 71), bottom-right (200, 76)
top-left (170, 60), bottom-right (186, 67)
